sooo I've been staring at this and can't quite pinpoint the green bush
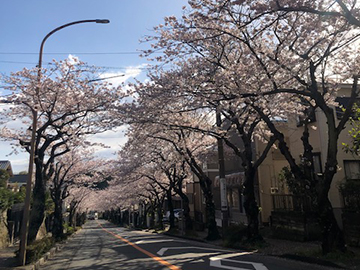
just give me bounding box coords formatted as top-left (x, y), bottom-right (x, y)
top-left (63, 224), bottom-right (75, 236)
top-left (339, 180), bottom-right (360, 211)
top-left (25, 237), bottom-right (55, 263)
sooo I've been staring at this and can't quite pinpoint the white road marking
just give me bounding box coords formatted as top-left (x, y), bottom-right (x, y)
top-left (157, 246), bottom-right (232, 256)
top-left (156, 246), bottom-right (266, 270)
top-left (210, 257), bottom-right (268, 270)
top-left (135, 239), bottom-right (185, 244)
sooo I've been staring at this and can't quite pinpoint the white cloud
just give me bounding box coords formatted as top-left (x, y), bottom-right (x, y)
top-left (99, 64), bottom-right (148, 87)
top-left (67, 54), bottom-right (80, 65)
top-left (0, 140), bottom-right (28, 173)
top-left (86, 126), bottom-right (128, 159)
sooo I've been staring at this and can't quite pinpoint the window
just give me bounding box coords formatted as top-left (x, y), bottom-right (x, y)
top-left (344, 160), bottom-right (360, 180)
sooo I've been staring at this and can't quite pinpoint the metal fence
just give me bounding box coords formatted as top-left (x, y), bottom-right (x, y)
top-left (272, 195), bottom-right (314, 212)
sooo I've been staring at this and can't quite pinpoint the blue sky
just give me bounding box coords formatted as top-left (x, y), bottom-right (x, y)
top-left (0, 0), bottom-right (188, 173)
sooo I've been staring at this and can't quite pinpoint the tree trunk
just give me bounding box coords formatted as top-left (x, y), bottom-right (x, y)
top-left (156, 204), bottom-right (164, 229)
top-left (166, 190), bottom-right (175, 230)
top-left (52, 194), bottom-right (64, 239)
top-left (68, 202), bottom-right (76, 228)
top-left (177, 190), bottom-right (193, 230)
top-left (142, 204), bottom-right (149, 228)
top-left (318, 194), bottom-right (346, 254)
top-left (199, 176), bottom-right (220, 240)
top-left (28, 167), bottom-right (46, 243)
top-left (243, 168), bottom-right (262, 241)
top-left (318, 109), bottom-right (347, 254)
top-left (186, 152), bottom-right (219, 240)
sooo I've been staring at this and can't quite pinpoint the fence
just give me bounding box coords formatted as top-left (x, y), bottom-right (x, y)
top-left (272, 194), bottom-right (314, 212)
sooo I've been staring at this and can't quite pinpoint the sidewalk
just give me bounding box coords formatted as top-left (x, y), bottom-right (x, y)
top-left (0, 232), bottom-right (76, 270)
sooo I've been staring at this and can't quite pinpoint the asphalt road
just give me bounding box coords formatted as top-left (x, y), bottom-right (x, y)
top-left (39, 220), bottom-right (336, 270)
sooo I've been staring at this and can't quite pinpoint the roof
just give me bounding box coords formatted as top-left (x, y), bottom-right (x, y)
top-left (0, 160), bottom-right (13, 176)
top-left (0, 160), bottom-right (11, 170)
top-left (8, 174), bottom-right (28, 184)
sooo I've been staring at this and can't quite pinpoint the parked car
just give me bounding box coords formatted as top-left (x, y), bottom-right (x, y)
top-left (163, 209), bottom-right (183, 223)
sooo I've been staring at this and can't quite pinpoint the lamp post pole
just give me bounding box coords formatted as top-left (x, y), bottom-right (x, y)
top-left (216, 107), bottom-right (228, 231)
top-left (19, 19), bottom-right (110, 266)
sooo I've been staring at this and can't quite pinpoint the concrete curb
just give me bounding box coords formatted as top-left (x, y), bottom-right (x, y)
top-left (13, 228), bottom-right (81, 270)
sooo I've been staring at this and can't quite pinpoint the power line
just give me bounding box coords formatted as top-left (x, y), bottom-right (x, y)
top-left (0, 60), bottom-right (37, 65)
top-left (0, 60), bottom-right (151, 71)
top-left (0, 51), bottom-right (154, 55)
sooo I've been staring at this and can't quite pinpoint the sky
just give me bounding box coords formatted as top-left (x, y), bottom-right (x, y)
top-left (0, 0), bottom-right (188, 173)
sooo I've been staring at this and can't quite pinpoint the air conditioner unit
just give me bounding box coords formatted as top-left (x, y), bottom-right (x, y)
top-left (270, 187), bottom-right (279, 194)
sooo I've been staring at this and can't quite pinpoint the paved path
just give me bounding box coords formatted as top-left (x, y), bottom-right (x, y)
top-left (39, 220), bottom-right (337, 270)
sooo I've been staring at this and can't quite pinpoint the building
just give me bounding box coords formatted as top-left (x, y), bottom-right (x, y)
top-left (187, 84), bottom-right (359, 239)
top-left (257, 84), bottom-right (358, 228)
top-left (186, 146), bottom-right (248, 229)
top-left (8, 174), bottom-right (28, 192)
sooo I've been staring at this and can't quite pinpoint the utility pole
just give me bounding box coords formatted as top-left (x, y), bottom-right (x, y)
top-left (216, 107), bottom-right (228, 230)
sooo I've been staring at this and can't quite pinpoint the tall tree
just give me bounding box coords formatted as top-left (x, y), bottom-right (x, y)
top-left (1, 58), bottom-right (125, 242)
top-left (145, 0), bottom-right (360, 252)
top-left (49, 149), bottom-right (106, 239)
top-left (119, 129), bottom-right (192, 230)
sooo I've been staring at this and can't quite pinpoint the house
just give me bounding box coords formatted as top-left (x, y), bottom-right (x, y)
top-left (8, 174), bottom-right (28, 192)
top-left (187, 84), bottom-right (360, 242)
top-left (256, 85), bottom-right (355, 223)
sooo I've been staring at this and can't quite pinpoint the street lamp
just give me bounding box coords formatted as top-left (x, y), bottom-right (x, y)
top-left (19, 19), bottom-right (110, 266)
top-left (216, 106), bottom-right (228, 230)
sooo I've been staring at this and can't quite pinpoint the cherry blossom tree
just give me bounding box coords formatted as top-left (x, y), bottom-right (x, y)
top-left (65, 186), bottom-right (91, 228)
top-left (49, 148), bottom-right (108, 239)
top-left (0, 58), bottom-right (125, 242)
top-left (130, 56), bottom-right (281, 239)
top-left (120, 99), bottom-right (220, 239)
top-left (269, 0), bottom-right (360, 27)
top-left (143, 0), bottom-right (360, 252)
top-left (118, 127), bottom-right (193, 230)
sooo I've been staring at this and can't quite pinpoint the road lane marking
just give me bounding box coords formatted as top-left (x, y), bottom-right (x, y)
top-left (98, 223), bottom-right (181, 270)
top-left (157, 246), bottom-right (263, 270)
top-left (210, 257), bottom-right (268, 270)
top-left (135, 239), bottom-right (185, 244)
top-left (157, 246), bottom-right (255, 256)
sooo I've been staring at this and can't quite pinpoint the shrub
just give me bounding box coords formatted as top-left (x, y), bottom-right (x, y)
top-left (63, 224), bottom-right (75, 236)
top-left (25, 237), bottom-right (55, 263)
top-left (339, 180), bottom-right (360, 212)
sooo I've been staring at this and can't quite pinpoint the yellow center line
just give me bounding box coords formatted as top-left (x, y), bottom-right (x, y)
top-left (98, 222), bottom-right (182, 270)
